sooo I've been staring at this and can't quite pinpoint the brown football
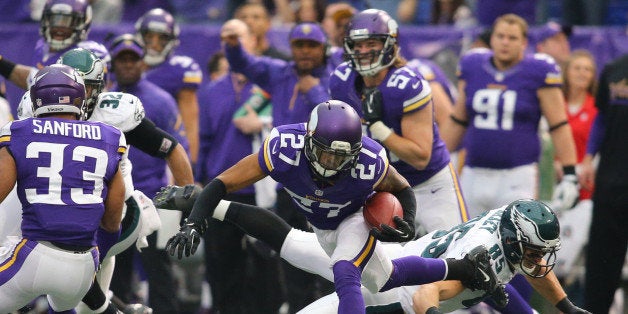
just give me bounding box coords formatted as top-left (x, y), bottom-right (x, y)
top-left (363, 191), bottom-right (403, 231)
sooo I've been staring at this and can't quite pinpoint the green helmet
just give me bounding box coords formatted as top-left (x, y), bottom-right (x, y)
top-left (57, 47), bottom-right (106, 119)
top-left (499, 199), bottom-right (561, 278)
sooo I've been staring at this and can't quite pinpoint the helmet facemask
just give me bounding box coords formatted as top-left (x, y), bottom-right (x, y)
top-left (305, 135), bottom-right (361, 178)
top-left (499, 200), bottom-right (561, 278)
top-left (344, 34), bottom-right (397, 77)
top-left (41, 1), bottom-right (92, 51)
top-left (135, 9), bottom-right (180, 66)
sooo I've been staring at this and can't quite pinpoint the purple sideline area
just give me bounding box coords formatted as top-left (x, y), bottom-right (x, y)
top-left (1, 23), bottom-right (627, 116)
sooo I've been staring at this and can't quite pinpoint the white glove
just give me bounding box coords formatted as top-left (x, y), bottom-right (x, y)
top-left (550, 174), bottom-right (579, 211)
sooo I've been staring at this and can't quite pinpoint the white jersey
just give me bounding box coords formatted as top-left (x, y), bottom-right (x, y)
top-left (397, 207), bottom-right (515, 312)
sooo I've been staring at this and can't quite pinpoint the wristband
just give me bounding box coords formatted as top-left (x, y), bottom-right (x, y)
top-left (562, 165), bottom-right (576, 176)
top-left (369, 121), bottom-right (393, 141)
top-left (555, 297), bottom-right (576, 313)
top-left (0, 55), bottom-right (17, 79)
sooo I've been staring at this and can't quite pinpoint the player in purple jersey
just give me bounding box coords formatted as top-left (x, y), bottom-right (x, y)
top-left (0, 64), bottom-right (126, 313)
top-left (0, 0), bottom-right (102, 91)
top-left (440, 14), bottom-right (579, 217)
top-left (164, 101), bottom-right (500, 314)
top-left (330, 9), bottom-right (469, 235)
top-left (135, 8), bottom-right (202, 165)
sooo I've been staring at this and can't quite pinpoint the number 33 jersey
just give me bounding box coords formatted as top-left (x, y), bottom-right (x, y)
top-left (458, 50), bottom-right (562, 168)
top-left (258, 123), bottom-right (389, 230)
top-left (0, 118), bottom-right (126, 246)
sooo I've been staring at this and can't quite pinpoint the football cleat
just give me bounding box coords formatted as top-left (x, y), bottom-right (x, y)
top-left (461, 246), bottom-right (499, 292)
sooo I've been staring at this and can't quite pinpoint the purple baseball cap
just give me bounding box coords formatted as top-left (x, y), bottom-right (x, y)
top-left (109, 34), bottom-right (144, 59)
top-left (289, 22), bottom-right (327, 44)
top-left (535, 21), bottom-right (572, 43)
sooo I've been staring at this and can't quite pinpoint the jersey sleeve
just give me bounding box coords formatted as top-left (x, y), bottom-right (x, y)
top-left (531, 53), bottom-right (563, 89)
top-left (17, 90), bottom-right (34, 120)
top-left (390, 68), bottom-right (432, 114)
top-left (0, 121), bottom-right (14, 149)
top-left (359, 137), bottom-right (390, 188)
top-left (174, 55), bottom-right (203, 90)
top-left (257, 124), bottom-right (306, 175)
top-left (89, 92), bottom-right (146, 132)
top-left (258, 127), bottom-right (281, 174)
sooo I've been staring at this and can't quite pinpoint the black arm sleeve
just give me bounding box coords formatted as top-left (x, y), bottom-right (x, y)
top-left (224, 202), bottom-right (292, 252)
top-left (188, 179), bottom-right (227, 223)
top-left (393, 186), bottom-right (416, 224)
top-left (124, 118), bottom-right (178, 158)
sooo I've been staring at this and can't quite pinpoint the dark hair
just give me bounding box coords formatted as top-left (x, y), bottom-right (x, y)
top-left (207, 51), bottom-right (226, 75)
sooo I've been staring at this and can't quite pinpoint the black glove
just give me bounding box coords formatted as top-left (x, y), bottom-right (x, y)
top-left (152, 184), bottom-right (201, 216)
top-left (370, 216), bottom-right (415, 242)
top-left (165, 218), bottom-right (206, 259)
top-left (556, 297), bottom-right (592, 314)
top-left (361, 87), bottom-right (384, 125)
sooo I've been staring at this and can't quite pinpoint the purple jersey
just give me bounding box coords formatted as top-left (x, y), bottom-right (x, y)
top-left (407, 58), bottom-right (457, 103)
top-left (329, 62), bottom-right (450, 186)
top-left (458, 50), bottom-right (562, 168)
top-left (0, 118), bottom-right (125, 246)
top-left (195, 75), bottom-right (257, 194)
top-left (258, 123), bottom-right (388, 230)
top-left (225, 45), bottom-right (330, 126)
top-left (31, 39), bottom-right (104, 68)
top-left (144, 54), bottom-right (203, 98)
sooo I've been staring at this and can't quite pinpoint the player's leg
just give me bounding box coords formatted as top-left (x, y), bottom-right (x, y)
top-left (413, 163), bottom-right (470, 233)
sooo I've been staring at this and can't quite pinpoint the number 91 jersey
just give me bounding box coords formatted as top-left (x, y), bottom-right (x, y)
top-left (457, 50), bottom-right (562, 168)
top-left (258, 123), bottom-right (389, 230)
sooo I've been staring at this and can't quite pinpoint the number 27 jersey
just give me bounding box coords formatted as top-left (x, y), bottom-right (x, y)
top-left (258, 123), bottom-right (389, 230)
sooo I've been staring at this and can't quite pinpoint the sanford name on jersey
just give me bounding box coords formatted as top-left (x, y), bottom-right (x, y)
top-left (32, 119), bottom-right (102, 140)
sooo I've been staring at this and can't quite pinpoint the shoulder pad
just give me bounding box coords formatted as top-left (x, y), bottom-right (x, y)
top-left (17, 91), bottom-right (34, 120)
top-left (89, 92), bottom-right (145, 132)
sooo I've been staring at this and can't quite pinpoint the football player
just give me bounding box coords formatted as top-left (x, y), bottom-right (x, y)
top-left (10, 47), bottom-right (193, 313)
top-left (329, 9), bottom-right (469, 235)
top-left (0, 0), bottom-right (110, 91)
top-left (135, 8), bottom-right (202, 164)
top-left (0, 64), bottom-right (125, 313)
top-left (155, 186), bottom-right (590, 314)
top-left (164, 100), bottom-right (500, 314)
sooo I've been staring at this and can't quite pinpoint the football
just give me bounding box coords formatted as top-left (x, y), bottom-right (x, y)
top-left (363, 192), bottom-right (403, 231)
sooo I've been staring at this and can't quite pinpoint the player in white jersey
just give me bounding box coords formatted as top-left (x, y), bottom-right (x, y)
top-left (156, 185), bottom-right (590, 314)
top-left (8, 48), bottom-right (193, 313)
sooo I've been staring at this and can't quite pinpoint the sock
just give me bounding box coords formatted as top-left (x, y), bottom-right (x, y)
top-left (508, 273), bottom-right (533, 301)
top-left (333, 260), bottom-right (365, 314)
top-left (96, 226), bottom-right (120, 263)
top-left (81, 279), bottom-right (107, 310)
top-left (380, 256), bottom-right (447, 292)
top-left (484, 283), bottom-right (533, 313)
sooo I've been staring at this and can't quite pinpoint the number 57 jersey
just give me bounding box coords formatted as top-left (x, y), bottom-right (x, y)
top-left (258, 123), bottom-right (389, 230)
top-left (0, 118), bottom-right (126, 247)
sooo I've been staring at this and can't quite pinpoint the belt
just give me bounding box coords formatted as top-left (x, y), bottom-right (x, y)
top-left (40, 241), bottom-right (93, 253)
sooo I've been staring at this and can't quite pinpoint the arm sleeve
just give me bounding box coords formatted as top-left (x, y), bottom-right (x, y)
top-left (124, 118), bottom-right (179, 158)
top-left (586, 112), bottom-right (605, 155)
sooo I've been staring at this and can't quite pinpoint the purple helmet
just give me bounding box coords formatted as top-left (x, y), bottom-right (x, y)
top-left (135, 8), bottom-right (180, 66)
top-left (30, 64), bottom-right (86, 118)
top-left (305, 100), bottom-right (363, 179)
top-left (343, 9), bottom-right (399, 76)
top-left (40, 0), bottom-right (92, 50)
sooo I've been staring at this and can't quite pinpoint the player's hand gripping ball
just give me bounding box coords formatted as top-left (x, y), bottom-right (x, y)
top-left (363, 191), bottom-right (403, 231)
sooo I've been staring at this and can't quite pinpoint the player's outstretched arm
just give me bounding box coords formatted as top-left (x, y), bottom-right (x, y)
top-left (525, 270), bottom-right (591, 313)
top-left (0, 55), bottom-right (35, 90)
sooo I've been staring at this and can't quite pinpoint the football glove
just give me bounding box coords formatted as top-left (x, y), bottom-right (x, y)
top-left (165, 218), bottom-right (206, 259)
top-left (550, 174), bottom-right (579, 211)
top-left (370, 216), bottom-right (415, 243)
top-left (362, 87), bottom-right (384, 125)
top-left (152, 184), bottom-right (201, 216)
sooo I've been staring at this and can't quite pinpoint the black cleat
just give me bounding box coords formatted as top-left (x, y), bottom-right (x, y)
top-left (461, 246), bottom-right (499, 292)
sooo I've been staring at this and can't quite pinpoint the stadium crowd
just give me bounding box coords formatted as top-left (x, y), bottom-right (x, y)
top-left (0, 0), bottom-right (627, 314)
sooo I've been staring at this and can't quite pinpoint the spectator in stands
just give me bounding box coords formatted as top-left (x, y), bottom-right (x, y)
top-left (196, 19), bottom-right (282, 314)
top-left (135, 8), bottom-right (203, 166)
top-left (207, 51), bottom-right (229, 81)
top-left (474, 0), bottom-right (537, 26)
top-left (580, 50), bottom-right (628, 314)
top-left (234, 2), bottom-right (290, 60)
top-left (293, 0), bottom-right (326, 23)
top-left (430, 0), bottom-right (476, 27)
top-left (322, 2), bottom-right (356, 48)
top-left (107, 34), bottom-right (187, 313)
top-left (535, 21), bottom-right (573, 67)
